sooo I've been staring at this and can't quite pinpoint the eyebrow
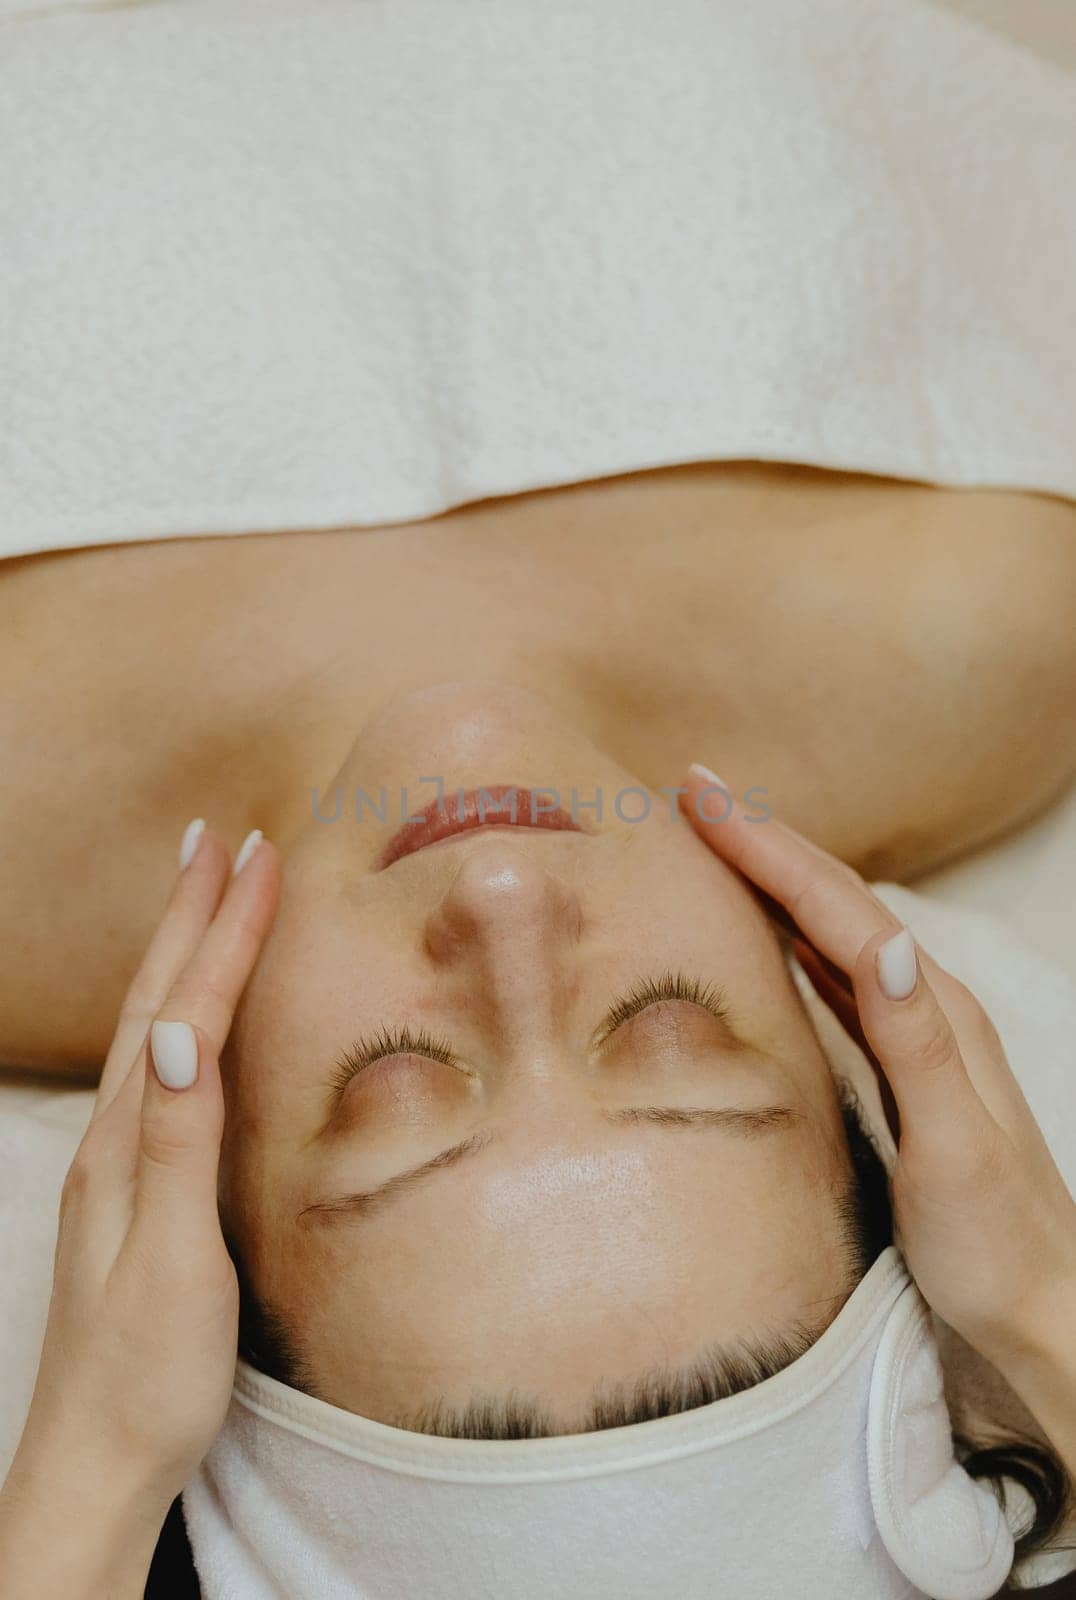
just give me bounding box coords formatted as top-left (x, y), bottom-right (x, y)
top-left (296, 1104), bottom-right (801, 1225)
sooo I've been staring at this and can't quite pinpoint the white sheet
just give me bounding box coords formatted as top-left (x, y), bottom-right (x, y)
top-left (917, 781), bottom-right (1076, 986)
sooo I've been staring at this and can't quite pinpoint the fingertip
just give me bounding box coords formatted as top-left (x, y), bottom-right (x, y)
top-left (140, 1023), bottom-right (224, 1178)
top-left (150, 1019), bottom-right (199, 1091)
top-left (687, 762), bottom-right (728, 790)
top-left (178, 817), bottom-right (207, 871)
top-left (683, 764), bottom-right (735, 828)
top-left (875, 926), bottom-right (918, 1002)
top-left (232, 829), bottom-right (264, 878)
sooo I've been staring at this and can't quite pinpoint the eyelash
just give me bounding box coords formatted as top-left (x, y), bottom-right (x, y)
top-left (595, 969), bottom-right (728, 1041)
top-left (330, 969), bottom-right (728, 1097)
top-left (330, 1024), bottom-right (458, 1096)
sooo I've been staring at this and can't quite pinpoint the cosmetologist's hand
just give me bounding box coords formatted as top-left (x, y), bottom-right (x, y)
top-left (680, 765), bottom-right (1076, 1476)
top-left (0, 821), bottom-right (279, 1599)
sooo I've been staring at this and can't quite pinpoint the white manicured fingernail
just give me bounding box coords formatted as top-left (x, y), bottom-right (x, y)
top-left (232, 829), bottom-right (263, 877)
top-left (150, 1020), bottom-right (199, 1090)
top-left (689, 763), bottom-right (728, 789)
top-left (178, 818), bottom-right (205, 871)
top-left (877, 927), bottom-right (917, 1000)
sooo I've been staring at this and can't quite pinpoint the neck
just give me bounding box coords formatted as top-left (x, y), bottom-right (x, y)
top-left (5, 465), bottom-right (1074, 1070)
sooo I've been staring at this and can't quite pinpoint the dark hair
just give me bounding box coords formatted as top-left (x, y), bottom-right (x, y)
top-left (231, 1245), bottom-right (315, 1397)
top-left (228, 1087), bottom-right (1070, 1578)
top-left (832, 1092), bottom-right (1072, 1586)
top-left (971, 1439), bottom-right (1073, 1594)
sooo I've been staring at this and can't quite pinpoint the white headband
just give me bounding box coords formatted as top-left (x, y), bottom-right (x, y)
top-left (184, 1247), bottom-right (1014, 1599)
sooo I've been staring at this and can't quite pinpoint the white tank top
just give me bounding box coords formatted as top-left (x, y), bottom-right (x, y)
top-left (1, 0), bottom-right (1074, 560)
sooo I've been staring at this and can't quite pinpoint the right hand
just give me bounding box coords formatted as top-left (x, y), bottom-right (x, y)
top-left (679, 765), bottom-right (1076, 1380)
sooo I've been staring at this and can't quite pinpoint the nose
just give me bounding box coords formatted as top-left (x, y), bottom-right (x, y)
top-left (424, 839), bottom-right (583, 1049)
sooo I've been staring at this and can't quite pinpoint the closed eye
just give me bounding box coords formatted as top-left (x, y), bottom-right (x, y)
top-left (329, 1023), bottom-right (458, 1100)
top-left (589, 969), bottom-right (731, 1049)
top-left (327, 969), bottom-right (733, 1107)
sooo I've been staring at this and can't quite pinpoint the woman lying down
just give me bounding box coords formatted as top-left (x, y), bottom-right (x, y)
top-left (4, 0), bottom-right (1076, 1589)
top-left (0, 641), bottom-right (1074, 1597)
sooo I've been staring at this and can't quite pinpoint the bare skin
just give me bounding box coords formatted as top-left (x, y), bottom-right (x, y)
top-left (2, 459), bottom-right (1076, 1073)
top-left (3, 780), bottom-right (1075, 1598)
top-left (1, 463), bottom-right (1075, 1596)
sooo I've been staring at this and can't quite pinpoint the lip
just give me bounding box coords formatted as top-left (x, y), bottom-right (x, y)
top-left (378, 785), bottom-right (588, 868)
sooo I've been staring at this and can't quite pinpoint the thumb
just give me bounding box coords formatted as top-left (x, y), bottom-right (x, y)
top-left (137, 1020), bottom-right (226, 1239)
top-left (851, 927), bottom-right (990, 1148)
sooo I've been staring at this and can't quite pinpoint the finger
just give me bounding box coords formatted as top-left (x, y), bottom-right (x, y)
top-left (55, 1038), bottom-right (154, 1272)
top-left (792, 937), bottom-right (869, 1052)
top-left (749, 884), bottom-right (800, 943)
top-left (93, 823), bottom-right (233, 1123)
top-left (679, 765), bottom-right (1008, 1103)
top-left (681, 769), bottom-right (1038, 1144)
top-left (792, 936), bottom-right (901, 1142)
top-left (680, 766), bottom-right (963, 997)
top-left (791, 933), bottom-right (853, 1000)
top-left (97, 831), bottom-right (278, 1221)
top-left (680, 766), bottom-right (905, 971)
top-left (851, 926), bottom-right (992, 1145)
top-left (152, 832), bottom-right (280, 1058)
top-left (134, 1020), bottom-right (225, 1240)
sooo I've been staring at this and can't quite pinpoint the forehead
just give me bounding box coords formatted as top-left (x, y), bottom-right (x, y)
top-left (256, 1114), bottom-right (854, 1422)
top-left (268, 1063), bottom-right (848, 1295)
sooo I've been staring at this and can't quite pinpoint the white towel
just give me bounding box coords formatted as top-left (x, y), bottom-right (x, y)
top-left (182, 1254), bottom-right (1015, 1600)
top-left (1, 0), bottom-right (1074, 561)
top-left (798, 885), bottom-right (1076, 1585)
top-left (0, 1075), bottom-right (95, 1472)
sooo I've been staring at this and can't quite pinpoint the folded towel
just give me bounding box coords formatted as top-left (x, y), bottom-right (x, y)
top-left (1, 0), bottom-right (1074, 560)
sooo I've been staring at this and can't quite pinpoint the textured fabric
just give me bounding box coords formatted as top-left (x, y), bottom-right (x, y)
top-left (1, 0), bottom-right (1075, 560)
top-left (182, 1253), bottom-right (1013, 1600)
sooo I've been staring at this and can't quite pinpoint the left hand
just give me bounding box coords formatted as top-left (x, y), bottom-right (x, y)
top-left (0, 821), bottom-right (280, 1592)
